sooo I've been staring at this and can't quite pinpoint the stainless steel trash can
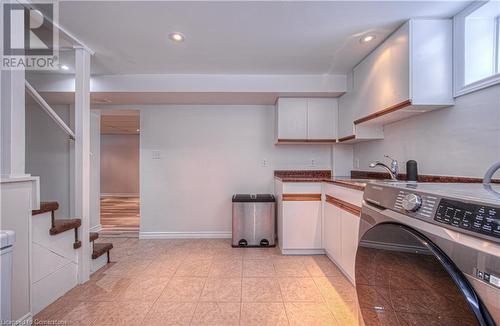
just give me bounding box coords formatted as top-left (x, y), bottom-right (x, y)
top-left (232, 194), bottom-right (275, 247)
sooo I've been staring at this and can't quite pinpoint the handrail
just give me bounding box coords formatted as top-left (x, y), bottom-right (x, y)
top-left (25, 81), bottom-right (76, 140)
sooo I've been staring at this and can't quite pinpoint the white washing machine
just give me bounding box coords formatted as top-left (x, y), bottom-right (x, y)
top-left (1, 230), bottom-right (16, 322)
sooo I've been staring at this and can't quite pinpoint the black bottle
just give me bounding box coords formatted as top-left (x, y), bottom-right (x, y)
top-left (406, 160), bottom-right (418, 182)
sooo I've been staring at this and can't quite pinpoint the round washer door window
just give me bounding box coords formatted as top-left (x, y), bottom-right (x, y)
top-left (355, 223), bottom-right (486, 326)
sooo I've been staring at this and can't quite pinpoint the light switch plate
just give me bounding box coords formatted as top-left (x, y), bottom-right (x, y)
top-left (152, 150), bottom-right (161, 159)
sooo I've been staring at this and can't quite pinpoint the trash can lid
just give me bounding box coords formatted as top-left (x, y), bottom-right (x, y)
top-left (0, 230), bottom-right (15, 249)
top-left (232, 194), bottom-right (275, 202)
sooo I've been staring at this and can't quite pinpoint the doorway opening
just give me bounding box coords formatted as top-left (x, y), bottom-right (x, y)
top-left (99, 110), bottom-right (140, 236)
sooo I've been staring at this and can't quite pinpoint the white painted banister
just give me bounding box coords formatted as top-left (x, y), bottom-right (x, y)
top-left (25, 81), bottom-right (76, 140)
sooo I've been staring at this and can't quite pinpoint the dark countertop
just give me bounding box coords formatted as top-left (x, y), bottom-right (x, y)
top-left (274, 175), bottom-right (377, 191)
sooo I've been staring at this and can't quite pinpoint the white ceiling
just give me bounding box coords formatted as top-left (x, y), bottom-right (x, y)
top-left (59, 1), bottom-right (469, 75)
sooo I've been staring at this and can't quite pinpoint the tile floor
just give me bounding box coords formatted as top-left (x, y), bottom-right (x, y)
top-left (34, 238), bottom-right (359, 325)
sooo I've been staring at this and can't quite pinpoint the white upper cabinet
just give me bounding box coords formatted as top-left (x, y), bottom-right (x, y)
top-left (276, 98), bottom-right (338, 143)
top-left (276, 98), bottom-right (308, 140)
top-left (307, 98), bottom-right (337, 140)
top-left (338, 19), bottom-right (453, 143)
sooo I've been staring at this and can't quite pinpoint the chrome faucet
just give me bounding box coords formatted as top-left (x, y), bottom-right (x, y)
top-left (369, 155), bottom-right (399, 180)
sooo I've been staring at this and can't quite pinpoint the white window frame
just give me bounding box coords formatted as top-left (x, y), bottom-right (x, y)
top-left (453, 1), bottom-right (500, 97)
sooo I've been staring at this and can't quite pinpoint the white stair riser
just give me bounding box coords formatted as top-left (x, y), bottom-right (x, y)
top-left (32, 212), bottom-right (78, 263)
top-left (32, 262), bottom-right (77, 315)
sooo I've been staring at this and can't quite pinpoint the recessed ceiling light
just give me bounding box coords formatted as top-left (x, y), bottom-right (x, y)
top-left (360, 35), bottom-right (376, 44)
top-left (169, 32), bottom-right (185, 43)
top-left (60, 64), bottom-right (69, 70)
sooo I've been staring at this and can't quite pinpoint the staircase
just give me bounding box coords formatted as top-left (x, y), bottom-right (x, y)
top-left (31, 202), bottom-right (113, 314)
top-left (89, 231), bottom-right (113, 272)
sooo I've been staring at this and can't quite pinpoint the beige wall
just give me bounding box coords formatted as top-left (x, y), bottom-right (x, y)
top-left (100, 134), bottom-right (139, 195)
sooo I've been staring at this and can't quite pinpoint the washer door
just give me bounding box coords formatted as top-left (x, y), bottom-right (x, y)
top-left (355, 222), bottom-right (493, 326)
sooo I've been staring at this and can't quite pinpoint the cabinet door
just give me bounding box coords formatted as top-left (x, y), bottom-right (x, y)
top-left (340, 210), bottom-right (360, 280)
top-left (338, 95), bottom-right (355, 138)
top-left (283, 201), bottom-right (322, 249)
top-left (323, 203), bottom-right (341, 262)
top-left (276, 98), bottom-right (308, 140)
top-left (307, 98), bottom-right (337, 140)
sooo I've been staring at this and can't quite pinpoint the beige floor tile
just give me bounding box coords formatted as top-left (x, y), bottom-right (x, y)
top-left (303, 256), bottom-right (344, 277)
top-left (200, 278), bottom-right (242, 302)
top-left (91, 301), bottom-right (152, 326)
top-left (243, 248), bottom-right (279, 260)
top-left (208, 258), bottom-right (243, 278)
top-left (143, 257), bottom-right (183, 277)
top-left (285, 302), bottom-right (338, 326)
top-left (313, 276), bottom-right (357, 303)
top-left (157, 277), bottom-right (206, 302)
top-left (273, 258), bottom-right (310, 277)
top-left (191, 302), bottom-right (241, 326)
top-left (242, 278), bottom-right (283, 302)
top-left (175, 259), bottom-right (212, 277)
top-left (142, 301), bottom-right (197, 326)
top-left (33, 296), bottom-right (70, 321)
top-left (115, 276), bottom-right (170, 301)
top-left (103, 259), bottom-right (153, 276)
top-left (326, 299), bottom-right (359, 326)
top-left (243, 259), bottom-right (277, 277)
top-left (39, 301), bottom-right (97, 326)
top-left (241, 302), bottom-right (289, 326)
top-left (279, 277), bottom-right (324, 302)
top-left (67, 275), bottom-right (133, 302)
top-left (37, 239), bottom-right (361, 326)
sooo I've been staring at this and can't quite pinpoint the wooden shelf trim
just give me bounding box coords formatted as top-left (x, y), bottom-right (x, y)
top-left (277, 139), bottom-right (337, 144)
top-left (325, 194), bottom-right (361, 216)
top-left (282, 193), bottom-right (322, 201)
top-left (338, 135), bottom-right (356, 142)
top-left (353, 99), bottom-right (412, 125)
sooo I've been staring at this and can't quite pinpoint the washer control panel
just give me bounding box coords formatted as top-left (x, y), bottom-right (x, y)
top-left (435, 199), bottom-right (500, 239)
top-left (394, 190), bottom-right (437, 219)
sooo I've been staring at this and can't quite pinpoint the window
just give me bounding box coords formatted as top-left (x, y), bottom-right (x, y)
top-left (454, 1), bottom-right (500, 96)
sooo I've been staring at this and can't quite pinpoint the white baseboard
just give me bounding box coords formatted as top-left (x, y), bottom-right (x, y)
top-left (14, 312), bottom-right (32, 325)
top-left (280, 248), bottom-right (325, 255)
top-left (139, 231), bottom-right (231, 239)
top-left (89, 224), bottom-right (102, 233)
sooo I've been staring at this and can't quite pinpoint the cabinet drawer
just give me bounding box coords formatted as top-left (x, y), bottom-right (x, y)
top-left (323, 183), bottom-right (363, 207)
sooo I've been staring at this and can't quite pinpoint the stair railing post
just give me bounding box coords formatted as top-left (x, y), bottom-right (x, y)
top-left (74, 46), bottom-right (92, 283)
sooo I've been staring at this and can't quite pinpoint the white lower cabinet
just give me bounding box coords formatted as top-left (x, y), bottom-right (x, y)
top-left (323, 203), bottom-right (341, 262)
top-left (323, 200), bottom-right (360, 283)
top-left (340, 210), bottom-right (360, 280)
top-left (282, 201), bottom-right (322, 250)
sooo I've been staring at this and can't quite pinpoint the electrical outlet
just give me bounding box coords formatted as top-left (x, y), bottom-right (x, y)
top-left (152, 150), bottom-right (161, 160)
top-left (310, 159), bottom-right (316, 167)
top-left (261, 159), bottom-right (268, 167)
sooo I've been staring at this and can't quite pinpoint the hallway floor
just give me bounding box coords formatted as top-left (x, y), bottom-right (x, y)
top-left (100, 196), bottom-right (140, 232)
top-left (34, 238), bottom-right (358, 325)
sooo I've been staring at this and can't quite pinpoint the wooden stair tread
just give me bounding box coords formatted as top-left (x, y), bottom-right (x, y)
top-left (89, 232), bottom-right (99, 242)
top-left (92, 243), bottom-right (113, 259)
top-left (32, 201), bottom-right (59, 215)
top-left (49, 218), bottom-right (81, 235)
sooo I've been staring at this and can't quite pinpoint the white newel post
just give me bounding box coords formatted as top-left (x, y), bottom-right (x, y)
top-left (74, 47), bottom-right (91, 283)
top-left (1, 69), bottom-right (27, 178)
